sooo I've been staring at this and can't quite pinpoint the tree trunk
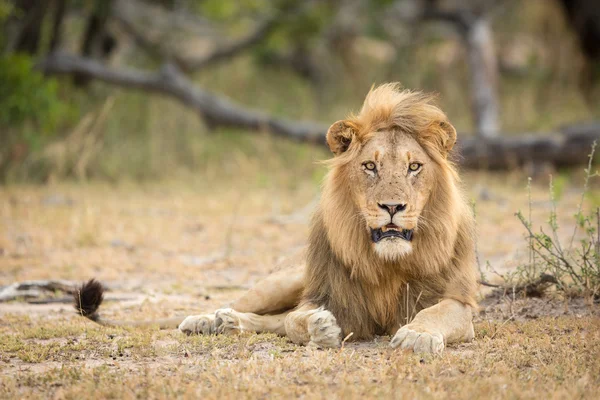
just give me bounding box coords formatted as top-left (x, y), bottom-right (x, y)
top-left (75, 0), bottom-right (115, 86)
top-left (559, 0), bottom-right (600, 91)
top-left (13, 0), bottom-right (50, 55)
top-left (49, 0), bottom-right (67, 52)
top-left (463, 16), bottom-right (500, 139)
top-left (421, 6), bottom-right (501, 138)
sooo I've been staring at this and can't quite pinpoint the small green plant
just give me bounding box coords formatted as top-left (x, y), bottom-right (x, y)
top-left (514, 142), bottom-right (600, 301)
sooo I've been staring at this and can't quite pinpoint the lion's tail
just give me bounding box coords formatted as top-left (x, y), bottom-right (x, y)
top-left (73, 279), bottom-right (182, 329)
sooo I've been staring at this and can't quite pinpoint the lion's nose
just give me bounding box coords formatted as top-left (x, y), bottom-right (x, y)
top-left (378, 202), bottom-right (407, 217)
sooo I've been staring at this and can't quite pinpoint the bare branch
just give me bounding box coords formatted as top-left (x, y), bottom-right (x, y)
top-left (37, 54), bottom-right (600, 170)
top-left (114, 0), bottom-right (312, 73)
top-left (0, 280), bottom-right (77, 302)
top-left (113, 14), bottom-right (166, 60)
top-left (38, 52), bottom-right (327, 143)
top-left (421, 9), bottom-right (474, 33)
top-left (481, 273), bottom-right (559, 297)
top-left (114, 13), bottom-right (278, 72)
top-left (457, 127), bottom-right (600, 169)
top-left (478, 280), bottom-right (501, 288)
top-left (178, 17), bottom-right (279, 72)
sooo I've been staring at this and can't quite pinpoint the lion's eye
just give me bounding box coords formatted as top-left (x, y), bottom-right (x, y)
top-left (363, 162), bottom-right (377, 172)
top-left (363, 161), bottom-right (377, 173)
top-left (408, 163), bottom-right (422, 172)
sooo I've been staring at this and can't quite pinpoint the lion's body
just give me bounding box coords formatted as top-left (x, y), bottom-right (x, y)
top-left (303, 208), bottom-right (476, 340)
top-left (77, 83), bottom-right (479, 354)
top-left (299, 84), bottom-right (477, 341)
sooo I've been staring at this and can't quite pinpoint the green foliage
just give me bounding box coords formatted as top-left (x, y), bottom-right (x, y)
top-left (0, 54), bottom-right (69, 180)
top-left (253, 1), bottom-right (333, 60)
top-left (199, 0), bottom-right (268, 21)
top-left (0, 0), bottom-right (13, 49)
top-left (0, 0), bottom-right (12, 20)
top-left (0, 54), bottom-right (65, 132)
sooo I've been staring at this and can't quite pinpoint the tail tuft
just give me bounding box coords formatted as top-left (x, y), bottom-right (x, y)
top-left (74, 279), bottom-right (104, 321)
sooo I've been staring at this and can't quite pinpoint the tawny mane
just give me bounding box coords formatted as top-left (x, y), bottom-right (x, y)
top-left (303, 83), bottom-right (477, 340)
top-left (326, 83), bottom-right (457, 166)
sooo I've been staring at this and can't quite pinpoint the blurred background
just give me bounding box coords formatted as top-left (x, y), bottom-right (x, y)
top-left (0, 0), bottom-right (599, 184)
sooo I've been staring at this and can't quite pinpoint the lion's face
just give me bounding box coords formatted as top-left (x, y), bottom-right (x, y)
top-left (349, 131), bottom-right (434, 260)
top-left (324, 84), bottom-right (458, 264)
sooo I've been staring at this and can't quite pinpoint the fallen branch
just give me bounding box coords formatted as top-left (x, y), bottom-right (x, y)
top-left (458, 126), bottom-right (600, 169)
top-left (38, 53), bottom-right (327, 143)
top-left (481, 273), bottom-right (559, 298)
top-left (0, 279), bottom-right (79, 302)
top-left (28, 295), bottom-right (133, 305)
top-left (38, 53), bottom-right (600, 170)
top-left (478, 280), bottom-right (501, 288)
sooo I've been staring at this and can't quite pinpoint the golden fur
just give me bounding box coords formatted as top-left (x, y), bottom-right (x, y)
top-left (303, 83), bottom-right (477, 340)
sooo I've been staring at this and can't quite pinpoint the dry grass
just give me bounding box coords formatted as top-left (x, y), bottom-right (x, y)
top-left (1, 172), bottom-right (600, 399)
top-left (0, 314), bottom-right (598, 399)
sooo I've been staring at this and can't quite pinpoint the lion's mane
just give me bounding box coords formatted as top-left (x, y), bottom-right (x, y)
top-left (303, 84), bottom-right (478, 339)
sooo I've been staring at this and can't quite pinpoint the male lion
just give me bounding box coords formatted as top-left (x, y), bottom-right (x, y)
top-left (76, 83), bottom-right (477, 354)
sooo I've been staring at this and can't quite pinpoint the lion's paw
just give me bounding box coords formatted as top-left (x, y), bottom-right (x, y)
top-left (390, 325), bottom-right (444, 354)
top-left (178, 314), bottom-right (215, 335)
top-left (214, 308), bottom-right (242, 335)
top-left (307, 309), bottom-right (342, 348)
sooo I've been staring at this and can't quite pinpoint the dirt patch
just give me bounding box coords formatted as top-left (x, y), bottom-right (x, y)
top-left (477, 291), bottom-right (600, 322)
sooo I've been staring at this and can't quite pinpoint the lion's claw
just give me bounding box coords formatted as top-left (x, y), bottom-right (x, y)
top-left (390, 325), bottom-right (444, 354)
top-left (214, 308), bottom-right (241, 334)
top-left (307, 309), bottom-right (342, 348)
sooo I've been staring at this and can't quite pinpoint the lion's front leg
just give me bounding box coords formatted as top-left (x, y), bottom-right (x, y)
top-left (390, 299), bottom-right (474, 354)
top-left (285, 304), bottom-right (342, 348)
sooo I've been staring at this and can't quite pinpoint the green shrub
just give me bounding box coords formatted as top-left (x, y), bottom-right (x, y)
top-left (512, 143), bottom-right (600, 301)
top-left (0, 54), bottom-right (67, 179)
top-left (0, 54), bottom-right (65, 130)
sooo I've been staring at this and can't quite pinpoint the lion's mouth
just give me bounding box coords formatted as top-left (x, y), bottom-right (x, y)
top-left (370, 224), bottom-right (414, 243)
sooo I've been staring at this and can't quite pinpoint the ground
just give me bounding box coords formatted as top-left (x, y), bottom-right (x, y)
top-left (1, 172), bottom-right (599, 399)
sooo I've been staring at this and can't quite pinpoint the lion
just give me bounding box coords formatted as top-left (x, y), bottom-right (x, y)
top-left (75, 83), bottom-right (478, 354)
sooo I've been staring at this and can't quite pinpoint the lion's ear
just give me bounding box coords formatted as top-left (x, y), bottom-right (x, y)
top-left (427, 120), bottom-right (457, 157)
top-left (439, 120), bottom-right (457, 154)
top-left (326, 120), bottom-right (359, 156)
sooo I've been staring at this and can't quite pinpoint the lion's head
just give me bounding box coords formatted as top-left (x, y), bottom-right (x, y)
top-left (319, 83), bottom-right (463, 270)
